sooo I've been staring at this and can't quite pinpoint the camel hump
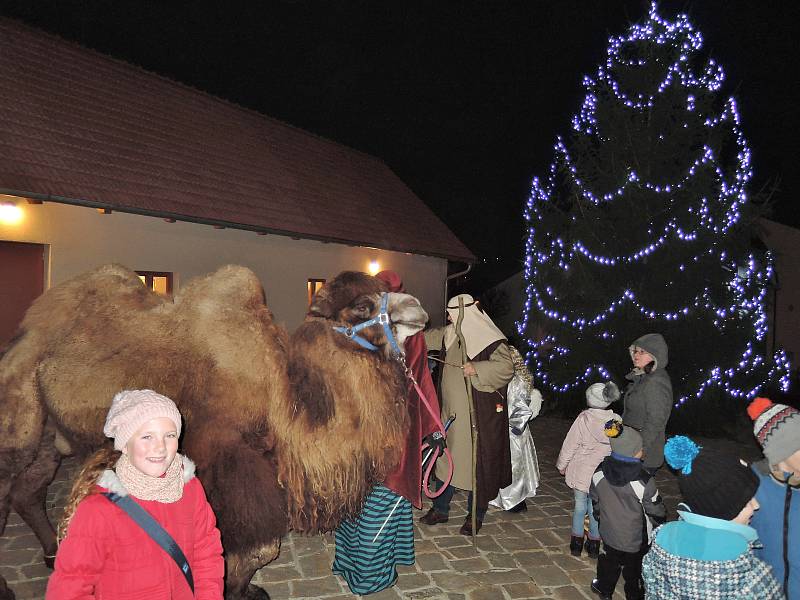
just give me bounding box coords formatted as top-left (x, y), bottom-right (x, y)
top-left (21, 264), bottom-right (164, 336)
top-left (173, 265), bottom-right (277, 331)
top-left (175, 265), bottom-right (269, 313)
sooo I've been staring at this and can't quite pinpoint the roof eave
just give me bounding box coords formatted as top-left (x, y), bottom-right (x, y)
top-left (2, 188), bottom-right (476, 264)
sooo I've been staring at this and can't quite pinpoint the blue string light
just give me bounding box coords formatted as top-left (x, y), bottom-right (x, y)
top-left (518, 2), bottom-right (790, 406)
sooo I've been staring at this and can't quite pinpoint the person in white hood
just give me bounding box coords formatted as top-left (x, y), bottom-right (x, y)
top-left (557, 381), bottom-right (621, 559)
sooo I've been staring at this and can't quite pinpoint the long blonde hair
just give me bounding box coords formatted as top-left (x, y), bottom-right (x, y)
top-left (57, 447), bottom-right (121, 543)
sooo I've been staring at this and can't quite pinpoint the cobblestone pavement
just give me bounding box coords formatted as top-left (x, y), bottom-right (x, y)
top-left (1, 416), bottom-right (761, 599)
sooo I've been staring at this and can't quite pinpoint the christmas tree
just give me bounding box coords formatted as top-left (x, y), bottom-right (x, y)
top-left (519, 3), bottom-right (790, 408)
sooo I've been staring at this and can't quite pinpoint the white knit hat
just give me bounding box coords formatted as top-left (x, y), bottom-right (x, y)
top-left (586, 381), bottom-right (620, 408)
top-left (103, 389), bottom-right (182, 450)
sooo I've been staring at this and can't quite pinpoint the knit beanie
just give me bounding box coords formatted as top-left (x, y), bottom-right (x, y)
top-left (747, 397), bottom-right (800, 466)
top-left (375, 270), bottom-right (404, 293)
top-left (664, 435), bottom-right (758, 521)
top-left (604, 420), bottom-right (643, 457)
top-left (586, 381), bottom-right (621, 409)
top-left (103, 389), bottom-right (182, 450)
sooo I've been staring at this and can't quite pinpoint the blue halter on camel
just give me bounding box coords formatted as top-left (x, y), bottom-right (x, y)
top-left (331, 292), bottom-right (454, 503)
top-left (332, 293), bottom-right (403, 356)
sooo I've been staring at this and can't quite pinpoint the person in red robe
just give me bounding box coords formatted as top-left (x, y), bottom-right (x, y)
top-left (331, 270), bottom-right (443, 595)
top-left (376, 270), bottom-right (442, 508)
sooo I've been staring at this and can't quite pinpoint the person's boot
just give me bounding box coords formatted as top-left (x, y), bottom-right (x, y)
top-left (590, 579), bottom-right (613, 600)
top-left (569, 534), bottom-right (584, 557)
top-left (585, 538), bottom-right (601, 559)
top-left (507, 500), bottom-right (527, 513)
top-left (459, 517), bottom-right (482, 536)
top-left (419, 508), bottom-right (449, 526)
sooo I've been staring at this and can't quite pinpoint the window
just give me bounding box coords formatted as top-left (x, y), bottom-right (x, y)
top-left (137, 271), bottom-right (173, 295)
top-left (307, 278), bottom-right (325, 306)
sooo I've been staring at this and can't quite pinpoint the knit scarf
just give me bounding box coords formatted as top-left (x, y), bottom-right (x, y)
top-left (115, 452), bottom-right (185, 503)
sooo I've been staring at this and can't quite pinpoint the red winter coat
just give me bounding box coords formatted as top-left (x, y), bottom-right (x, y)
top-left (47, 456), bottom-right (223, 600)
top-left (383, 331), bottom-right (441, 508)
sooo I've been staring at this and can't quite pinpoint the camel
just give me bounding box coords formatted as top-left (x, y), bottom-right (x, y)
top-left (0, 265), bottom-right (427, 600)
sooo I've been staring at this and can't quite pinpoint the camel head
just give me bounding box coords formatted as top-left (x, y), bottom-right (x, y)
top-left (308, 271), bottom-right (428, 356)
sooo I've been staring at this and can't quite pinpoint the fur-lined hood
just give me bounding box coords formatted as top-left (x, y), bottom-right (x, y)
top-left (628, 333), bottom-right (669, 372)
top-left (97, 455), bottom-right (196, 497)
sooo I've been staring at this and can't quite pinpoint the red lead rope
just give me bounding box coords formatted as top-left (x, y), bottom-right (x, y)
top-left (404, 364), bottom-right (454, 498)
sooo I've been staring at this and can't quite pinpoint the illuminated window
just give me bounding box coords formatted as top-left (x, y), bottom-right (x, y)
top-left (136, 271), bottom-right (173, 295)
top-left (307, 278), bottom-right (325, 306)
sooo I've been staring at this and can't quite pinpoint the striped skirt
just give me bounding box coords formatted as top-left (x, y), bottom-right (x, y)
top-left (332, 484), bottom-right (415, 595)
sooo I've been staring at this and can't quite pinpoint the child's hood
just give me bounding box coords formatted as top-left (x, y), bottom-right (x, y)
top-left (600, 453), bottom-right (646, 486)
top-left (654, 511), bottom-right (755, 561)
top-left (97, 454), bottom-right (196, 497)
top-left (583, 408), bottom-right (619, 443)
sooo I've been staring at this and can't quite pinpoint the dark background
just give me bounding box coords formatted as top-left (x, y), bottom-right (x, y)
top-left (2, 1), bottom-right (797, 290)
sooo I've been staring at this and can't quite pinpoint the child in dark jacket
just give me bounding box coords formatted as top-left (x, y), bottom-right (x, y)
top-left (589, 421), bottom-right (665, 600)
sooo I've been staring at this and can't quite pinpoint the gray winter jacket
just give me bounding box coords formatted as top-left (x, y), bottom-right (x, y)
top-left (622, 333), bottom-right (673, 469)
top-left (590, 454), bottom-right (665, 553)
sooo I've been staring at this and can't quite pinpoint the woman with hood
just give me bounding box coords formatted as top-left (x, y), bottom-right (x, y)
top-left (622, 333), bottom-right (673, 475)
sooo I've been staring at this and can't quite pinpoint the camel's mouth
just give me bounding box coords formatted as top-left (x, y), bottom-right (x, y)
top-left (387, 293), bottom-right (427, 329)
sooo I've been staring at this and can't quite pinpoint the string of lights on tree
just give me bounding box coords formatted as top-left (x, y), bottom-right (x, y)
top-left (518, 2), bottom-right (790, 406)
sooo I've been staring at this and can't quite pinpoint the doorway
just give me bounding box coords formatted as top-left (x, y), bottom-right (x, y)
top-left (0, 241), bottom-right (46, 347)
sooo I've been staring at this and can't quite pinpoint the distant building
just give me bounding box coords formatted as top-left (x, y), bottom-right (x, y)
top-left (760, 218), bottom-right (800, 373)
top-left (480, 270), bottom-right (525, 341)
top-left (0, 18), bottom-right (473, 345)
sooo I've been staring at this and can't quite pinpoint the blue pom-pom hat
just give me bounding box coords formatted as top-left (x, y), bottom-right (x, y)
top-left (664, 435), bottom-right (701, 475)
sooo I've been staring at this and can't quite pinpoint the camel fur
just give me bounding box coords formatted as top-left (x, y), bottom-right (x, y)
top-left (0, 265), bottom-right (427, 600)
top-left (280, 271), bottom-right (418, 532)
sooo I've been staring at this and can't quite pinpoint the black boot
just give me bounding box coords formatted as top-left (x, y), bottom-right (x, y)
top-left (590, 579), bottom-right (612, 600)
top-left (586, 538), bottom-right (601, 559)
top-left (569, 534), bottom-right (584, 557)
top-left (507, 500), bottom-right (527, 513)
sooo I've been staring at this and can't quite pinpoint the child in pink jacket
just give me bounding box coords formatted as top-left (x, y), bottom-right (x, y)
top-left (556, 381), bottom-right (620, 559)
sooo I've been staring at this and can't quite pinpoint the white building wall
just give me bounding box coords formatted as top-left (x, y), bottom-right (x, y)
top-left (760, 218), bottom-right (800, 369)
top-left (1, 201), bottom-right (448, 330)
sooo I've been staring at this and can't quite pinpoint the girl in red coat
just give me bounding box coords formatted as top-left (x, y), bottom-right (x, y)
top-left (47, 389), bottom-right (224, 599)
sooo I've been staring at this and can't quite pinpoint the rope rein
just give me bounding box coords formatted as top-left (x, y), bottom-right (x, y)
top-left (398, 355), bottom-right (454, 498)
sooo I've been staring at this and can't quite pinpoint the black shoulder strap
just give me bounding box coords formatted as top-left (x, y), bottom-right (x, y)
top-left (103, 492), bottom-right (194, 594)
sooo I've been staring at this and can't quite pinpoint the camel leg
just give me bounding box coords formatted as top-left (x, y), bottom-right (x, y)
top-left (0, 579), bottom-right (14, 600)
top-left (0, 476), bottom-right (17, 600)
top-left (9, 425), bottom-right (62, 569)
top-left (225, 539), bottom-right (281, 600)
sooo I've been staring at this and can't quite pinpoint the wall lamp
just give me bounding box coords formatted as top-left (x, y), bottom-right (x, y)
top-left (367, 260), bottom-right (380, 275)
top-left (0, 199), bottom-right (24, 225)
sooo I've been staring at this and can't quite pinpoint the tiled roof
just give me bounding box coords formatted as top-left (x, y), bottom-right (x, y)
top-left (0, 18), bottom-right (474, 262)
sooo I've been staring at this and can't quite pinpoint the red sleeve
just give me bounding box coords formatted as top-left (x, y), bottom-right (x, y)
top-left (405, 332), bottom-right (441, 438)
top-left (189, 478), bottom-right (224, 599)
top-left (46, 496), bottom-right (110, 600)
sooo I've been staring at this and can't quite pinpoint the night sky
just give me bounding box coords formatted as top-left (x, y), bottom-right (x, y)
top-left (2, 1), bottom-right (797, 290)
